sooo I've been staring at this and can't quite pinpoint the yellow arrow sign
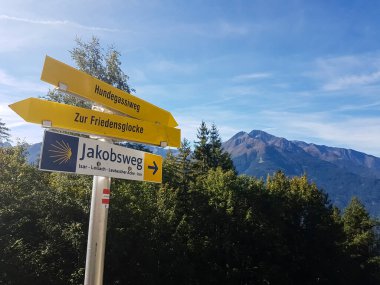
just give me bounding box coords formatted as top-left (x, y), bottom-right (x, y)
top-left (41, 56), bottom-right (178, 128)
top-left (144, 153), bottom-right (163, 183)
top-left (9, 98), bottom-right (180, 148)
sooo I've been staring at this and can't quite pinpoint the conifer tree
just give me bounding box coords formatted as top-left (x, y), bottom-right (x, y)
top-left (209, 123), bottom-right (222, 168)
top-left (342, 197), bottom-right (380, 284)
top-left (343, 197), bottom-right (377, 255)
top-left (162, 150), bottom-right (179, 187)
top-left (163, 139), bottom-right (193, 189)
top-left (176, 138), bottom-right (193, 187)
top-left (209, 123), bottom-right (235, 172)
top-left (0, 118), bottom-right (10, 143)
top-left (193, 122), bottom-right (234, 174)
top-left (193, 121), bottom-right (211, 174)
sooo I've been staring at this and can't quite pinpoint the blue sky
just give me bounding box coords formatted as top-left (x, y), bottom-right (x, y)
top-left (1, 0), bottom-right (380, 156)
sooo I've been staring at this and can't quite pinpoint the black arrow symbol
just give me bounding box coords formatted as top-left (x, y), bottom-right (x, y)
top-left (148, 161), bottom-right (158, 175)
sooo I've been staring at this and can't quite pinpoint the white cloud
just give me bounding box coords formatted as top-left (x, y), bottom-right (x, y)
top-left (172, 111), bottom-right (243, 147)
top-left (0, 103), bottom-right (13, 118)
top-left (337, 101), bottom-right (380, 112)
top-left (0, 69), bottom-right (16, 86)
top-left (129, 69), bottom-right (148, 83)
top-left (260, 110), bottom-right (380, 157)
top-left (0, 69), bottom-right (47, 93)
top-left (323, 71), bottom-right (380, 91)
top-left (149, 59), bottom-right (197, 74)
top-left (0, 15), bottom-right (70, 25)
top-left (0, 102), bottom-right (44, 144)
top-left (166, 20), bottom-right (258, 40)
top-left (310, 53), bottom-right (380, 92)
top-left (172, 102), bottom-right (255, 143)
top-left (0, 102), bottom-right (26, 127)
top-left (219, 21), bottom-right (250, 36)
top-left (0, 14), bottom-right (118, 32)
top-left (10, 124), bottom-right (44, 144)
top-left (232, 72), bottom-right (272, 82)
top-left (222, 86), bottom-right (260, 97)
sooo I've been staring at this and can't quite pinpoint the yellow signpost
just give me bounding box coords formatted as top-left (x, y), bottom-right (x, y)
top-left (10, 55), bottom-right (181, 285)
top-left (9, 98), bottom-right (180, 148)
top-left (41, 56), bottom-right (178, 127)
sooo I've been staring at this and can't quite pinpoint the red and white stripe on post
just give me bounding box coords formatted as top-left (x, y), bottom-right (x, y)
top-left (102, 188), bottom-right (110, 208)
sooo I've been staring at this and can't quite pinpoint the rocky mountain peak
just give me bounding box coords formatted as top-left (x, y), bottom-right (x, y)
top-left (222, 130), bottom-right (380, 217)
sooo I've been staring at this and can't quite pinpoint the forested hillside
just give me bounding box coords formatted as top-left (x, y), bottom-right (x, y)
top-left (0, 123), bottom-right (380, 284)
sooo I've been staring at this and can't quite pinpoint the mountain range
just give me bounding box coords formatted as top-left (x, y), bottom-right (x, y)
top-left (222, 130), bottom-right (380, 217)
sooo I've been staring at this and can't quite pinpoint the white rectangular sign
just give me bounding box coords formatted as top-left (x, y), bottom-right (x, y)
top-left (40, 130), bottom-right (162, 183)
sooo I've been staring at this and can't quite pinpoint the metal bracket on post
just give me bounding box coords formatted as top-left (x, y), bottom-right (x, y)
top-left (42, 120), bottom-right (52, 128)
top-left (58, 82), bottom-right (68, 91)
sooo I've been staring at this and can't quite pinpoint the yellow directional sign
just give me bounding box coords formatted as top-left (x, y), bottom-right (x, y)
top-left (41, 56), bottom-right (178, 128)
top-left (9, 98), bottom-right (180, 148)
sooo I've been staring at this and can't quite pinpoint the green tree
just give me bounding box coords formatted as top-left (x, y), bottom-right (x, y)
top-left (104, 180), bottom-right (161, 284)
top-left (176, 138), bottom-right (193, 187)
top-left (163, 138), bottom-right (193, 189)
top-left (264, 172), bottom-right (346, 284)
top-left (192, 121), bottom-right (210, 174)
top-left (342, 197), bottom-right (380, 284)
top-left (162, 150), bottom-right (178, 187)
top-left (0, 145), bottom-right (90, 284)
top-left (42, 36), bottom-right (134, 108)
top-left (71, 37), bottom-right (134, 93)
top-left (42, 36), bottom-right (150, 153)
top-left (0, 118), bottom-right (10, 143)
top-left (209, 123), bottom-right (235, 172)
top-left (343, 197), bottom-right (377, 253)
top-left (192, 122), bottom-right (234, 175)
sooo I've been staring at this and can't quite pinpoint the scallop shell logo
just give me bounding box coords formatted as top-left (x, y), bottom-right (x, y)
top-left (49, 140), bottom-right (73, 164)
